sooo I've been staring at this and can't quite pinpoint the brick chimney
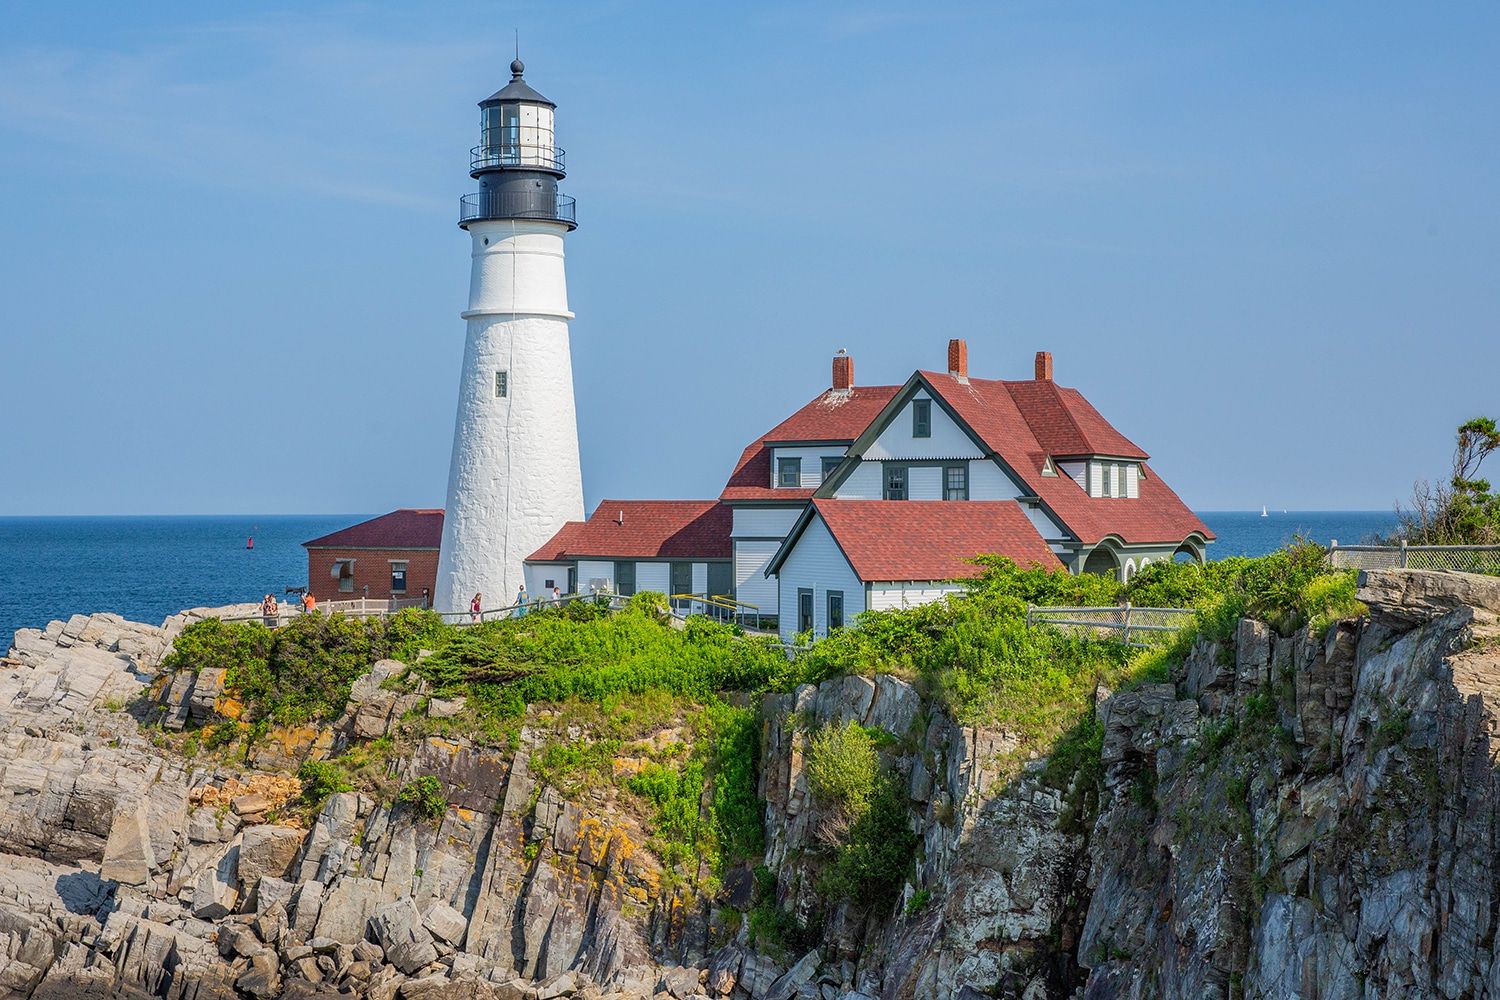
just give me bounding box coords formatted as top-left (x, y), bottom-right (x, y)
top-left (947, 339), bottom-right (968, 378)
top-left (1034, 351), bottom-right (1053, 382)
top-left (832, 349), bottom-right (854, 391)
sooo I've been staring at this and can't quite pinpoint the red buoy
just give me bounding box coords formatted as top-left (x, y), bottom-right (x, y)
top-left (246, 536), bottom-right (254, 550)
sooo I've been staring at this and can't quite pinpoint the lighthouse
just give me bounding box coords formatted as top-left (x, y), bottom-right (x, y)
top-left (433, 60), bottom-right (584, 615)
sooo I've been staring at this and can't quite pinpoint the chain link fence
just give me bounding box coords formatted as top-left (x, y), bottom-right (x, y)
top-left (1026, 604), bottom-right (1197, 647)
top-left (1329, 543), bottom-right (1500, 575)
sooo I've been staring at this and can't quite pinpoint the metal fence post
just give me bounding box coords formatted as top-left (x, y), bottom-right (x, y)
top-left (1122, 602), bottom-right (1132, 646)
top-left (1400, 540), bottom-right (1408, 569)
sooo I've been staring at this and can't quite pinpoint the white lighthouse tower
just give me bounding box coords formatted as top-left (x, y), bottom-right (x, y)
top-left (434, 60), bottom-right (584, 614)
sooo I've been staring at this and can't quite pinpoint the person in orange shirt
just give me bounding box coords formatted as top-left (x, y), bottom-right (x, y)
top-left (302, 591), bottom-right (316, 614)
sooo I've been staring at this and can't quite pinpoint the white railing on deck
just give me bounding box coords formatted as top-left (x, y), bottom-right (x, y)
top-left (1026, 603), bottom-right (1196, 647)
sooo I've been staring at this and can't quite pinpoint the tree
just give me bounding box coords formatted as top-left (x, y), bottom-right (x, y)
top-left (1400, 417), bottom-right (1500, 544)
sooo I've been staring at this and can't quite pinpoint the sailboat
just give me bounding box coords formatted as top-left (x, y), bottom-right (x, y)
top-left (1260, 505), bottom-right (1269, 518)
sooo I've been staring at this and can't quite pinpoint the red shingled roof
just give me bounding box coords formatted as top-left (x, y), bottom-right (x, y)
top-left (720, 386), bottom-right (899, 502)
top-left (807, 500), bottom-right (1062, 581)
top-left (526, 500), bottom-right (731, 562)
top-left (920, 372), bottom-right (1212, 546)
top-left (303, 509), bottom-right (444, 549)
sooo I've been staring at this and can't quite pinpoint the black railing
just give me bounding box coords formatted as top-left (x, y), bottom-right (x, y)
top-left (459, 191), bottom-right (577, 227)
top-left (471, 143), bottom-right (565, 172)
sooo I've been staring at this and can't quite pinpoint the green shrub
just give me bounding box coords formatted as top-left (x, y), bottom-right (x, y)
top-left (805, 721), bottom-right (878, 822)
top-left (398, 775), bottom-right (447, 822)
top-left (161, 618), bottom-right (272, 678)
top-left (817, 776), bottom-right (918, 906)
top-left (297, 759), bottom-right (353, 810)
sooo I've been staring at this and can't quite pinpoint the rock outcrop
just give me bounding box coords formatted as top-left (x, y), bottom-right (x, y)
top-left (6, 570), bottom-right (1500, 998)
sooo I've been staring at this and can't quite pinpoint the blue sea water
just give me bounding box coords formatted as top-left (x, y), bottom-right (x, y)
top-left (0, 515), bottom-right (360, 644)
top-left (0, 510), bottom-right (1399, 644)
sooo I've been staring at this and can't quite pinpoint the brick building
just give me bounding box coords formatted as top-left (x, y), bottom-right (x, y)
top-left (302, 509), bottom-right (444, 605)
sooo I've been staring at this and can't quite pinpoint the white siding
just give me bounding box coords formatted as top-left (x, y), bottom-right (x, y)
top-left (909, 466), bottom-right (942, 500)
top-left (832, 460), bottom-right (883, 499)
top-left (524, 563), bottom-right (569, 597)
top-left (865, 393), bottom-right (982, 460)
top-left (970, 460), bottom-right (1024, 500)
top-left (770, 446), bottom-right (845, 490)
top-left (577, 560), bottom-right (614, 593)
top-left (1088, 460), bottom-right (1104, 498)
top-left (775, 516), bottom-right (865, 641)
top-left (635, 562), bottom-right (670, 595)
top-left (735, 540), bottom-right (782, 616)
top-left (731, 505), bottom-right (803, 539)
top-left (867, 581), bottom-right (968, 612)
top-left (1021, 504), bottom-right (1066, 542)
top-left (1125, 463), bottom-right (1140, 499)
top-left (1060, 461), bottom-right (1087, 491)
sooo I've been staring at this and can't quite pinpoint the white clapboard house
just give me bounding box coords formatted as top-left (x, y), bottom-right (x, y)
top-left (524, 340), bottom-right (1212, 639)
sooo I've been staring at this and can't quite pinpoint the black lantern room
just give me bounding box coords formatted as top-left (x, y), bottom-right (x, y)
top-left (459, 60), bottom-right (576, 230)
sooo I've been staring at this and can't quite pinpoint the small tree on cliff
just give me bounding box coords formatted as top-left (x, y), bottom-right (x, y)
top-left (1399, 417), bottom-right (1500, 544)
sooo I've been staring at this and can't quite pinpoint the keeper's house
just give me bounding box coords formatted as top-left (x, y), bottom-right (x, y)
top-left (303, 509), bottom-right (444, 605)
top-left (523, 340), bottom-right (1212, 639)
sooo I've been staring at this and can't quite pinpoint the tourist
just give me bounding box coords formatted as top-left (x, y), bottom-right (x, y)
top-left (552, 584), bottom-right (562, 604)
top-left (515, 583), bottom-right (529, 618)
top-left (301, 591), bottom-right (316, 614)
top-left (470, 592), bottom-right (482, 623)
top-left (261, 594), bottom-right (279, 627)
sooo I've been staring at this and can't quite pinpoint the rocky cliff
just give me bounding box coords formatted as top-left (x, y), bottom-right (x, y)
top-left (2, 570), bottom-right (1499, 999)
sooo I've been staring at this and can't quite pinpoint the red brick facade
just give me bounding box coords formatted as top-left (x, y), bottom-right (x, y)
top-left (305, 547), bottom-right (440, 604)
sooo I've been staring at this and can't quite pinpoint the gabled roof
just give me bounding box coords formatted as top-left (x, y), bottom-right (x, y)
top-left (769, 500), bottom-right (1062, 582)
top-left (917, 372), bottom-right (1211, 545)
top-left (525, 500), bottom-right (731, 562)
top-left (303, 509), bottom-right (444, 550)
top-left (720, 385), bottom-right (899, 502)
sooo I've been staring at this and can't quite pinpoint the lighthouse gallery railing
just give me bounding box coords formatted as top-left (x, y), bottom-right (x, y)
top-left (459, 190), bottom-right (577, 226)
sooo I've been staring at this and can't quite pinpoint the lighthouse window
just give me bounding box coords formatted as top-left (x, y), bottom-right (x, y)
top-left (495, 370), bottom-right (509, 398)
top-left (777, 457), bottom-right (801, 488)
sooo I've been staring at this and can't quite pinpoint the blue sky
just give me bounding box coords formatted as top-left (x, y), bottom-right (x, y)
top-left (2, 1), bottom-right (1495, 515)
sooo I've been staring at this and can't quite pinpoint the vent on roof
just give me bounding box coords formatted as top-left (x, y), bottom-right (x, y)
top-left (832, 349), bottom-right (854, 391)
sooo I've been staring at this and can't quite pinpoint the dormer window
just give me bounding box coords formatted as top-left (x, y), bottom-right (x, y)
top-left (912, 399), bottom-right (932, 438)
top-left (778, 457), bottom-right (801, 488)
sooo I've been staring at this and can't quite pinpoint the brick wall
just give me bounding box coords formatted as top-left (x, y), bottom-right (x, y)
top-left (305, 548), bottom-right (440, 604)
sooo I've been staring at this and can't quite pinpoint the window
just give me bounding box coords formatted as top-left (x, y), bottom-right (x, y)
top-left (335, 560), bottom-right (354, 593)
top-left (778, 457), bottom-right (801, 488)
top-left (495, 370), bottom-right (509, 398)
top-left (827, 590), bottom-right (844, 631)
top-left (390, 562), bottom-right (408, 594)
top-left (912, 399), bottom-right (932, 438)
top-left (1101, 463), bottom-right (1113, 498)
top-left (821, 456), bottom-right (842, 481)
top-left (944, 465), bottom-right (969, 500)
top-left (613, 561), bottom-right (636, 596)
top-left (798, 588), bottom-right (814, 634)
top-left (883, 464), bottom-right (907, 500)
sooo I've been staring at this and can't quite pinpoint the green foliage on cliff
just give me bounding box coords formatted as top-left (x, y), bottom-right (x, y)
top-left (1397, 416), bottom-right (1500, 545)
top-left (398, 775), bottom-right (447, 822)
top-left (165, 607), bottom-right (444, 726)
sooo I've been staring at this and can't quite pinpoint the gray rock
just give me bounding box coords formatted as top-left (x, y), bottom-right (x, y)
top-left (422, 900), bottom-right (469, 945)
top-left (191, 845), bottom-right (240, 919)
top-left (100, 800), bottom-right (155, 886)
top-left (237, 823), bottom-right (304, 885)
top-left (370, 897), bottom-right (440, 975)
top-left (428, 695), bottom-right (467, 718)
top-left (765, 951), bottom-right (820, 1000)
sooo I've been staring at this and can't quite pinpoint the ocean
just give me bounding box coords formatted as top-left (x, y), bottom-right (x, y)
top-left (0, 510), bottom-right (1399, 644)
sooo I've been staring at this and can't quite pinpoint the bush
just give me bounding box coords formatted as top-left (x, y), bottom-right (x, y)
top-left (398, 775), bottom-right (447, 822)
top-left (161, 618), bottom-right (272, 678)
top-left (816, 776), bottom-right (918, 906)
top-left (297, 759), bottom-right (353, 810)
top-left (805, 721), bottom-right (878, 829)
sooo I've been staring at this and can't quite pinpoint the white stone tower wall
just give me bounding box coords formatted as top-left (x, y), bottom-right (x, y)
top-left (434, 218), bottom-right (584, 613)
